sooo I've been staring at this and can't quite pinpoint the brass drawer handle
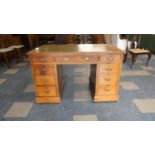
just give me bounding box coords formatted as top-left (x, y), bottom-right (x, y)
top-left (104, 78), bottom-right (111, 81)
top-left (104, 85), bottom-right (111, 91)
top-left (64, 57), bottom-right (69, 61)
top-left (44, 89), bottom-right (50, 94)
top-left (40, 68), bottom-right (47, 75)
top-left (105, 68), bottom-right (112, 71)
top-left (41, 68), bottom-right (46, 72)
top-left (104, 88), bottom-right (110, 91)
top-left (42, 79), bottom-right (48, 83)
top-left (85, 57), bottom-right (89, 61)
top-left (105, 85), bottom-right (110, 88)
top-left (106, 56), bottom-right (113, 62)
top-left (40, 58), bottom-right (46, 61)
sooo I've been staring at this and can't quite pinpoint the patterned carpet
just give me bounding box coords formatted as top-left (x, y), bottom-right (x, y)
top-left (0, 54), bottom-right (155, 121)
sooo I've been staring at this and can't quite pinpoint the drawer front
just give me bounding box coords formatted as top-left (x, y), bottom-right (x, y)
top-left (36, 86), bottom-right (57, 96)
top-left (80, 55), bottom-right (98, 62)
top-left (100, 54), bottom-right (121, 63)
top-left (98, 64), bottom-right (119, 73)
top-left (33, 64), bottom-right (55, 75)
top-left (98, 74), bottom-right (118, 85)
top-left (35, 75), bottom-right (56, 85)
top-left (96, 85), bottom-right (117, 95)
top-left (55, 55), bottom-right (98, 63)
top-left (56, 55), bottom-right (81, 63)
top-left (31, 55), bottom-right (55, 63)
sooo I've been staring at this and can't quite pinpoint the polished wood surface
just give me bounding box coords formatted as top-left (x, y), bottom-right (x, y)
top-left (29, 44), bottom-right (122, 54)
top-left (29, 44), bottom-right (123, 103)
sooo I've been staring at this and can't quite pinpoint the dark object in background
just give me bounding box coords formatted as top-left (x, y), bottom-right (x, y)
top-left (12, 34), bottom-right (30, 49)
top-left (55, 34), bottom-right (67, 44)
top-left (119, 34), bottom-right (128, 39)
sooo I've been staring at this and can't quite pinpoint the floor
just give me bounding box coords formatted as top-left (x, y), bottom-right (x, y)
top-left (0, 54), bottom-right (155, 121)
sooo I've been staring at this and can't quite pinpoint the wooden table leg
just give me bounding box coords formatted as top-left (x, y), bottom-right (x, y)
top-left (14, 48), bottom-right (23, 62)
top-left (131, 54), bottom-right (137, 68)
top-left (13, 49), bottom-right (19, 64)
top-left (123, 53), bottom-right (127, 63)
top-left (2, 52), bottom-right (10, 68)
top-left (17, 48), bottom-right (23, 62)
top-left (146, 52), bottom-right (152, 66)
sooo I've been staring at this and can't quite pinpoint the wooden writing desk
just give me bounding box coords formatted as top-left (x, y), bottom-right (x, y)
top-left (28, 44), bottom-right (124, 103)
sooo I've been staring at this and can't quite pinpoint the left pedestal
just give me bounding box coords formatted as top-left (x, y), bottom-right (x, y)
top-left (29, 55), bottom-right (63, 103)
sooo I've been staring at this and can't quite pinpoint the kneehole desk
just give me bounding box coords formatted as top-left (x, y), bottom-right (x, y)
top-left (28, 44), bottom-right (124, 104)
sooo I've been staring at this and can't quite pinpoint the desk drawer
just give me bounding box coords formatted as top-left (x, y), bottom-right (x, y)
top-left (56, 55), bottom-right (81, 63)
top-left (98, 64), bottom-right (119, 73)
top-left (35, 75), bottom-right (56, 85)
top-left (31, 55), bottom-right (55, 63)
top-left (33, 64), bottom-right (55, 75)
top-left (80, 55), bottom-right (98, 62)
top-left (55, 55), bottom-right (98, 63)
top-left (100, 54), bottom-right (121, 63)
top-left (98, 74), bottom-right (118, 85)
top-left (96, 85), bottom-right (117, 95)
top-left (36, 86), bottom-right (57, 96)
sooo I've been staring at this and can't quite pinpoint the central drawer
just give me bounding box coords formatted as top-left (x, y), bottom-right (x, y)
top-left (36, 86), bottom-right (57, 97)
top-left (33, 64), bottom-right (55, 75)
top-left (80, 55), bottom-right (98, 62)
top-left (56, 55), bottom-right (81, 63)
top-left (35, 75), bottom-right (56, 85)
top-left (55, 55), bottom-right (98, 63)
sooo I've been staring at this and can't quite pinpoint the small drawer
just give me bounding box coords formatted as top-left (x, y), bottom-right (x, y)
top-left (100, 54), bottom-right (120, 63)
top-left (31, 55), bottom-right (55, 63)
top-left (81, 55), bottom-right (98, 62)
top-left (98, 74), bottom-right (118, 85)
top-left (56, 55), bottom-right (81, 63)
top-left (36, 86), bottom-right (57, 97)
top-left (33, 64), bottom-right (55, 75)
top-left (98, 64), bottom-right (119, 73)
top-left (96, 85), bottom-right (117, 95)
top-left (35, 75), bottom-right (56, 85)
